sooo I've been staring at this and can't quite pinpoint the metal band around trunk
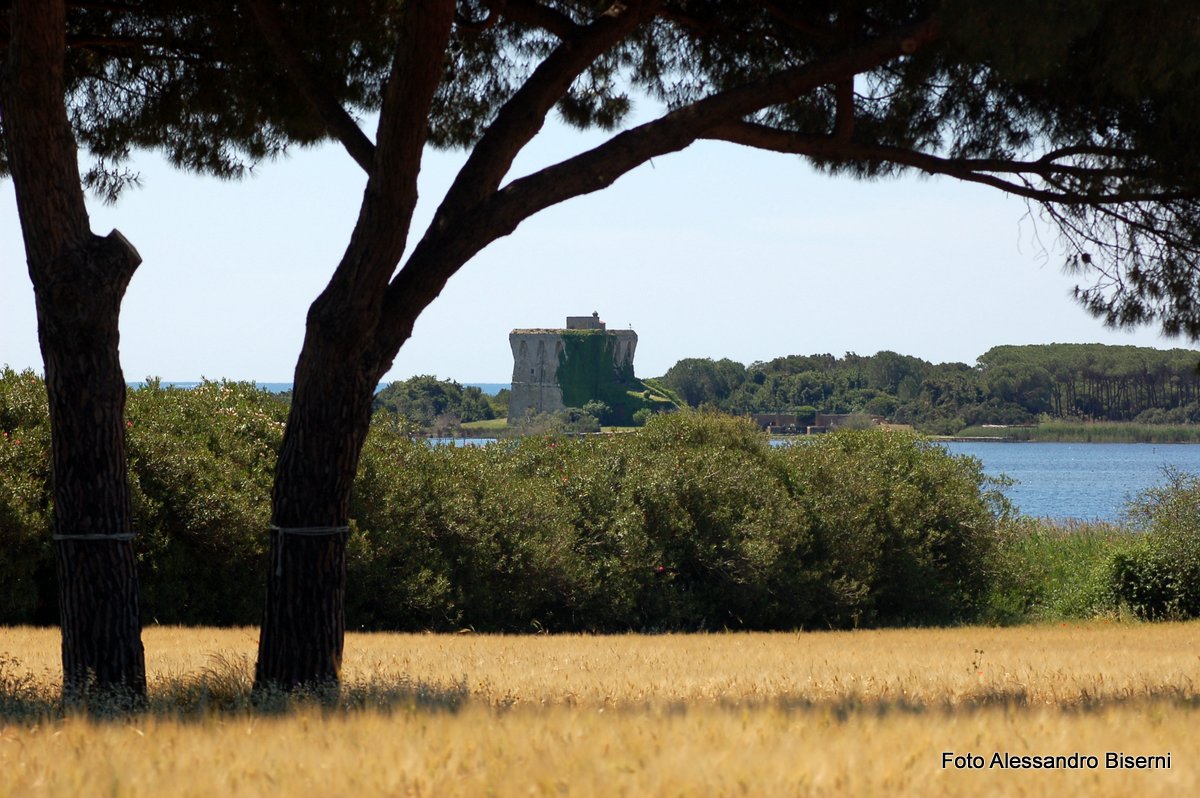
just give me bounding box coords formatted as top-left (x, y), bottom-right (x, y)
top-left (268, 525), bottom-right (350, 536)
top-left (269, 525), bottom-right (350, 576)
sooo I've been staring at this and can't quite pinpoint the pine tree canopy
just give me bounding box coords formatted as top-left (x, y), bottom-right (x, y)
top-left (4, 0), bottom-right (1200, 340)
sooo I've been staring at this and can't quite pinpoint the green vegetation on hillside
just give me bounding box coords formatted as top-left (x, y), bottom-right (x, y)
top-left (659, 344), bottom-right (1200, 433)
top-left (373, 376), bottom-right (505, 434)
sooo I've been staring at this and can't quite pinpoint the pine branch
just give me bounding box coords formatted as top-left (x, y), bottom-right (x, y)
top-left (659, 3), bottom-right (732, 36)
top-left (374, 15), bottom-right (942, 358)
top-left (499, 0), bottom-right (583, 39)
top-left (243, 0), bottom-right (375, 172)
top-left (833, 79), bottom-right (854, 140)
top-left (760, 0), bottom-right (836, 41)
top-left (470, 16), bottom-right (942, 225)
top-left (240, 1), bottom-right (455, 370)
top-left (307, 0), bottom-right (456, 331)
top-left (456, 0), bottom-right (503, 34)
top-left (371, 0), bottom-right (456, 205)
top-left (702, 121), bottom-right (1183, 206)
top-left (431, 0), bottom-right (664, 226)
top-left (2, 0), bottom-right (94, 264)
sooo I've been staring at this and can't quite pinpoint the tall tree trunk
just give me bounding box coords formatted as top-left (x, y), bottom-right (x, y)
top-left (250, 0), bottom-right (455, 690)
top-left (2, 0), bottom-right (146, 697)
top-left (43, 244), bottom-right (146, 695)
top-left (254, 344), bottom-right (381, 690)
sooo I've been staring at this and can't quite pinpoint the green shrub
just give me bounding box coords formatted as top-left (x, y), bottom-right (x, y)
top-left (1106, 540), bottom-right (1178, 620)
top-left (347, 426), bottom-right (459, 629)
top-left (346, 414), bottom-right (1002, 631)
top-left (581, 400), bottom-right (611, 424)
top-left (618, 413), bottom-right (820, 630)
top-left (373, 375), bottom-right (495, 429)
top-left (0, 375), bottom-right (284, 625)
top-left (0, 384), bottom-right (1009, 631)
top-left (0, 369), bottom-right (55, 623)
top-left (126, 381), bottom-right (283, 624)
top-left (348, 427), bottom-right (608, 631)
top-left (1106, 470), bottom-right (1200, 619)
top-left (778, 429), bottom-right (1007, 626)
top-left (509, 408), bottom-right (601, 435)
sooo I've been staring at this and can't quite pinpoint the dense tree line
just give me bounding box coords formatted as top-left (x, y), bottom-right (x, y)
top-left (373, 376), bottom-right (502, 432)
top-left (659, 344), bottom-right (1200, 432)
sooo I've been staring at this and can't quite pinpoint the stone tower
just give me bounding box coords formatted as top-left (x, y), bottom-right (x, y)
top-left (509, 313), bottom-right (638, 420)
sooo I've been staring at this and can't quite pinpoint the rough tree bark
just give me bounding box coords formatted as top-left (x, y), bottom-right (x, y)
top-left (1, 0), bottom-right (146, 697)
top-left (255, 365), bottom-right (378, 688)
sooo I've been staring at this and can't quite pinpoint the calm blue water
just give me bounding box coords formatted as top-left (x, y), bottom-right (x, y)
top-left (943, 442), bottom-right (1200, 522)
top-left (427, 438), bottom-right (498, 448)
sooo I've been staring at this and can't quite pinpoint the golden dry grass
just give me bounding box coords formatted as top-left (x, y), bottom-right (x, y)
top-left (3, 623), bottom-right (1199, 796)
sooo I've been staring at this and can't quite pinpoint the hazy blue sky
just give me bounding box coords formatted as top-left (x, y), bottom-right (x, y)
top-left (2, 117), bottom-right (1187, 384)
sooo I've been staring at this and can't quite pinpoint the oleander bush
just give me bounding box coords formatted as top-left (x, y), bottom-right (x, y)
top-left (776, 430), bottom-right (1009, 626)
top-left (0, 370), bottom-right (282, 626)
top-left (125, 380), bottom-right (284, 624)
top-left (1, 369), bottom-right (1020, 630)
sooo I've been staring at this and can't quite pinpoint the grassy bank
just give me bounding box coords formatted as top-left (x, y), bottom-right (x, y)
top-left (3, 625), bottom-right (1198, 796)
top-left (986, 519), bottom-right (1132, 623)
top-left (459, 416), bottom-right (508, 435)
top-left (953, 421), bottom-right (1200, 443)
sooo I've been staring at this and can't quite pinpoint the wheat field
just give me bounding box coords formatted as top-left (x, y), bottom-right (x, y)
top-left (2, 623), bottom-right (1199, 796)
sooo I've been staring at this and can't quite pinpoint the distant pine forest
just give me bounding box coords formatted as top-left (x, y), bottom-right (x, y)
top-left (657, 343), bottom-right (1200, 434)
top-left (375, 344), bottom-right (1200, 436)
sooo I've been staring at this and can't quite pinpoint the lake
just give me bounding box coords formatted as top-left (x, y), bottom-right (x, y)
top-left (942, 441), bottom-right (1200, 522)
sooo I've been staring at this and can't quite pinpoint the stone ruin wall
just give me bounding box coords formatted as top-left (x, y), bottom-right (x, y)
top-left (509, 331), bottom-right (567, 421)
top-left (509, 326), bottom-right (638, 420)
